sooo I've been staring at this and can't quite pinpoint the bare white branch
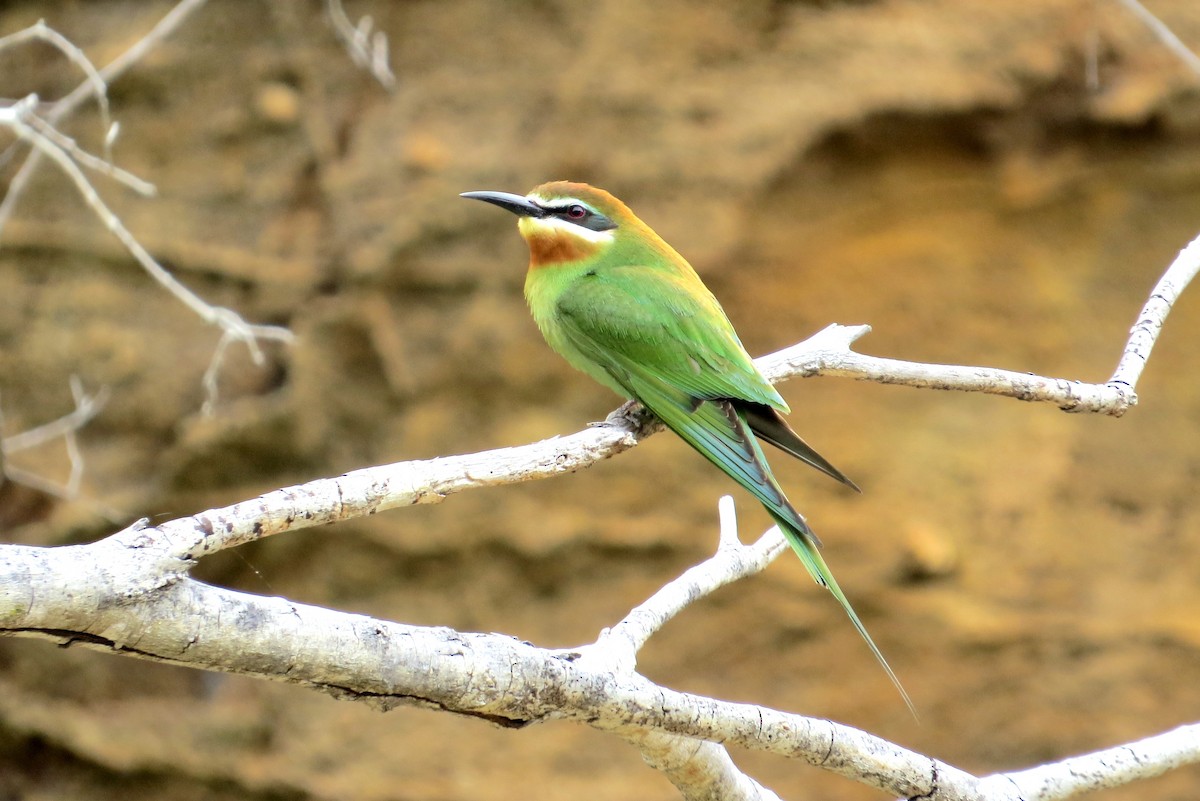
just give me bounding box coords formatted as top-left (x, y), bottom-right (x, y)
top-left (585, 502), bottom-right (795, 801)
top-left (26, 237), bottom-right (1182, 793)
top-left (7, 523), bottom-right (1194, 800)
top-left (1115, 0), bottom-right (1200, 77)
top-left (23, 108), bottom-right (155, 196)
top-left (760, 323), bottom-right (1136, 413)
top-left (0, 542), bottom-right (939, 796)
top-left (628, 728), bottom-right (784, 801)
top-left (0, 377), bottom-right (108, 501)
top-left (62, 375), bottom-right (89, 497)
top-left (326, 0), bottom-right (397, 90)
top-left (1, 4), bottom-right (1195, 798)
top-left (980, 722), bottom-right (1200, 800)
top-left (591, 497), bottom-right (787, 669)
top-left (0, 95), bottom-right (293, 412)
top-left (2, 99), bottom-right (295, 335)
top-left (8, 231), bottom-right (1170, 796)
top-left (763, 229), bottom-right (1200, 416)
top-left (0, 0), bottom-right (208, 238)
top-left (0, 1), bottom-right (281, 414)
top-left (104, 120), bottom-right (121, 150)
top-left (201, 327), bottom-right (247, 417)
top-left (0, 19), bottom-right (112, 150)
top-left (1, 379), bottom-right (108, 455)
top-left (1108, 229), bottom-right (1200, 390)
top-left (108, 400), bottom-right (655, 560)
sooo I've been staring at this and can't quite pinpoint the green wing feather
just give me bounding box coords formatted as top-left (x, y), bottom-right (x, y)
top-left (548, 266), bottom-right (788, 408)
top-left (551, 265), bottom-right (914, 715)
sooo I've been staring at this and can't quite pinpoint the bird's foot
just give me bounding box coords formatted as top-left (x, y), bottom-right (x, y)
top-left (592, 399), bottom-right (662, 438)
top-left (590, 399), bottom-right (643, 428)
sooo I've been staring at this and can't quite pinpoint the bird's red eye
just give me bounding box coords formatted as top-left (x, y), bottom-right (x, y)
top-left (566, 204), bottom-right (587, 220)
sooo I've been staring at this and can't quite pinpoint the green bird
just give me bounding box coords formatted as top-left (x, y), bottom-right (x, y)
top-left (462, 181), bottom-right (912, 713)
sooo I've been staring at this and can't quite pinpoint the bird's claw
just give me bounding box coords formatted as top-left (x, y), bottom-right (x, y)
top-left (594, 399), bottom-right (645, 428)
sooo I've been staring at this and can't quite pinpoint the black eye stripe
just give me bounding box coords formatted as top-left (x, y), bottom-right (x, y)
top-left (546, 203), bottom-right (589, 217)
top-left (544, 202), bottom-right (618, 232)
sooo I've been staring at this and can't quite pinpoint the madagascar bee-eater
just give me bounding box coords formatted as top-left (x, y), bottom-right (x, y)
top-left (462, 181), bottom-right (912, 713)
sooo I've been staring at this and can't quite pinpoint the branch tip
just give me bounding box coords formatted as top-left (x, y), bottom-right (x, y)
top-left (717, 495), bottom-right (740, 550)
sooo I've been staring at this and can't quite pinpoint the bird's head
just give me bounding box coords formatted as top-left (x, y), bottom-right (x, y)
top-left (461, 181), bottom-right (664, 269)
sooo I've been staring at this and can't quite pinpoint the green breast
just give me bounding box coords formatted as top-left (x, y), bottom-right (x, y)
top-left (525, 263), bottom-right (633, 399)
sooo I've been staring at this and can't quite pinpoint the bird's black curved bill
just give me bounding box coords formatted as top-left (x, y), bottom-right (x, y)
top-left (460, 190), bottom-right (545, 218)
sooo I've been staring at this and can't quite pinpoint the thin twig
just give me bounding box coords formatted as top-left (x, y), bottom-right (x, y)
top-left (761, 325), bottom-right (1135, 414)
top-left (3, 101), bottom-right (296, 334)
top-left (0, 19), bottom-right (112, 150)
top-left (0, 377), bottom-right (108, 500)
top-left (201, 328), bottom-right (241, 417)
top-left (0, 100), bottom-right (293, 405)
top-left (1115, 0), bottom-right (1200, 77)
top-left (591, 502), bottom-right (790, 801)
top-left (2, 464), bottom-right (74, 499)
top-left (1108, 229), bottom-right (1200, 391)
top-left (1, 381), bottom-right (108, 455)
top-left (24, 109), bottom-right (155, 196)
top-left (763, 229), bottom-right (1200, 417)
top-left (325, 0), bottom-right (397, 90)
top-left (0, 0), bottom-right (210, 237)
top-left (63, 376), bottom-right (89, 497)
top-left (593, 497), bottom-right (787, 667)
top-left (0, 1), bottom-right (289, 414)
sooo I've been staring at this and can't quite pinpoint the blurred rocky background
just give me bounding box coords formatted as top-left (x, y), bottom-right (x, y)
top-left (1, 1), bottom-right (1199, 799)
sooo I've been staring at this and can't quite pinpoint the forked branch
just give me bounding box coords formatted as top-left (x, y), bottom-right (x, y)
top-left (0, 5), bottom-right (292, 414)
top-left (1, 497), bottom-right (1197, 801)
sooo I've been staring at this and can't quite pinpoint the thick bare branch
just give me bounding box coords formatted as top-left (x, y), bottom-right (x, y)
top-left (0, 171), bottom-right (1189, 799)
top-left (5, 524), bottom-right (1195, 800)
top-left (0, 518), bottom-right (949, 799)
top-left (0, 4), bottom-right (1194, 799)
